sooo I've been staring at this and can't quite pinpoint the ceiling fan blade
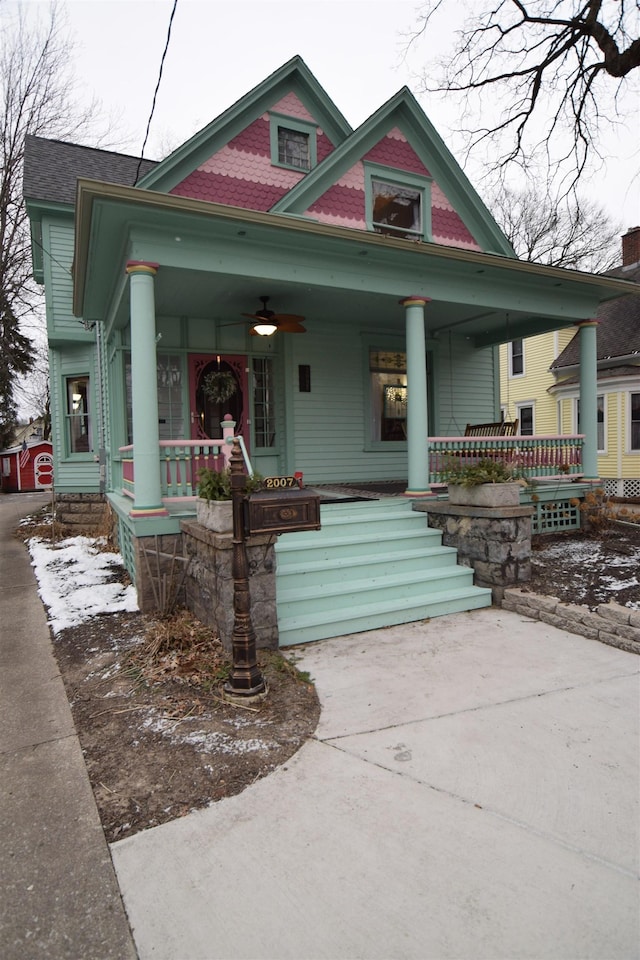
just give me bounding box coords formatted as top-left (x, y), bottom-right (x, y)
top-left (277, 319), bottom-right (306, 333)
top-left (241, 312), bottom-right (264, 322)
top-left (271, 313), bottom-right (305, 323)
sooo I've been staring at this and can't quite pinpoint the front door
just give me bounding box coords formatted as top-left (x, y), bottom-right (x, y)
top-left (188, 354), bottom-right (249, 447)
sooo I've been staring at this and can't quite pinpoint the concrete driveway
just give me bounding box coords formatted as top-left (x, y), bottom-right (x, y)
top-left (111, 608), bottom-right (639, 960)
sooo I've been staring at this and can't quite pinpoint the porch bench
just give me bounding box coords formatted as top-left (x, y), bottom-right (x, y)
top-left (445, 420), bottom-right (520, 470)
top-left (464, 420), bottom-right (519, 437)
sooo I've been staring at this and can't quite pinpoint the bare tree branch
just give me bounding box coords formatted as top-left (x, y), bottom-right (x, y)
top-left (486, 181), bottom-right (622, 270)
top-left (0, 2), bottom-right (107, 447)
top-left (406, 0), bottom-right (639, 195)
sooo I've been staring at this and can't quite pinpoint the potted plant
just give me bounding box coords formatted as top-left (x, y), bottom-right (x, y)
top-left (443, 457), bottom-right (523, 507)
top-left (196, 466), bottom-right (263, 532)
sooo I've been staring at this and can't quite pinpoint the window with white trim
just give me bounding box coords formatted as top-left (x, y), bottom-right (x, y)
top-left (517, 403), bottom-right (534, 435)
top-left (631, 392), bottom-right (640, 451)
top-left (509, 339), bottom-right (524, 377)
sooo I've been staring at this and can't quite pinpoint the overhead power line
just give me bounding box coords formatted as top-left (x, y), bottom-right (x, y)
top-left (134, 0), bottom-right (179, 185)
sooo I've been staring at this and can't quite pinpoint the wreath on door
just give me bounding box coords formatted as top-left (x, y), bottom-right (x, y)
top-left (202, 370), bottom-right (237, 404)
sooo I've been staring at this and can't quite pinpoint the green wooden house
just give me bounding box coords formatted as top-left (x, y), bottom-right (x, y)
top-left (23, 57), bottom-right (635, 643)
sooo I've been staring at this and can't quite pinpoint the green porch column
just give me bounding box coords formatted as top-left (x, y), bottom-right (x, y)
top-left (401, 296), bottom-right (432, 497)
top-left (126, 261), bottom-right (168, 518)
top-left (577, 319), bottom-right (600, 481)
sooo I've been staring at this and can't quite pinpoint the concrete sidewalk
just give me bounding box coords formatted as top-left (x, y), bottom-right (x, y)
top-left (112, 609), bottom-right (639, 959)
top-left (2, 492), bottom-right (639, 959)
top-left (0, 494), bottom-right (136, 960)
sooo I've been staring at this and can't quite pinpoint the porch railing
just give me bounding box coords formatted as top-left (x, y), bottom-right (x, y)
top-left (119, 433), bottom-right (584, 505)
top-left (428, 434), bottom-right (584, 486)
top-left (119, 437), bottom-right (253, 502)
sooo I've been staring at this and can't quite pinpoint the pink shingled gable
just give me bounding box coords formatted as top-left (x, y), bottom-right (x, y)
top-left (171, 170), bottom-right (287, 210)
top-left (270, 92), bottom-right (315, 122)
top-left (364, 134), bottom-right (431, 177)
top-left (308, 182), bottom-right (364, 224)
top-left (317, 131), bottom-right (335, 162)
top-left (432, 207), bottom-right (480, 248)
top-left (226, 116), bottom-right (271, 156)
top-left (199, 145), bottom-right (305, 188)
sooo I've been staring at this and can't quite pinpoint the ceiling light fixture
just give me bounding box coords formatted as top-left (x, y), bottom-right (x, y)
top-left (251, 321), bottom-right (278, 336)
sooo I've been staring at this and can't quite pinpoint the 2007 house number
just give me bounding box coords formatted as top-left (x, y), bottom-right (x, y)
top-left (264, 476), bottom-right (300, 489)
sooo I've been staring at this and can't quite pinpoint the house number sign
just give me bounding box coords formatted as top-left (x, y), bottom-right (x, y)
top-left (263, 476), bottom-right (302, 489)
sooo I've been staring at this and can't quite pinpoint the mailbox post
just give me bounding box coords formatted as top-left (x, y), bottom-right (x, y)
top-left (223, 440), bottom-right (266, 698)
top-left (223, 440), bottom-right (321, 699)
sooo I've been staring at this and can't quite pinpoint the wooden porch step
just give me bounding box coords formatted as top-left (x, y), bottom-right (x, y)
top-left (275, 498), bottom-right (492, 646)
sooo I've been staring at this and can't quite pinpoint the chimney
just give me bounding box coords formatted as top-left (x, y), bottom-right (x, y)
top-left (621, 226), bottom-right (640, 267)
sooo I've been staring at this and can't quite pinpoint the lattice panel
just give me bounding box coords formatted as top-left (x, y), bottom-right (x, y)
top-left (117, 517), bottom-right (136, 584)
top-left (532, 499), bottom-right (581, 534)
top-left (622, 479), bottom-right (640, 498)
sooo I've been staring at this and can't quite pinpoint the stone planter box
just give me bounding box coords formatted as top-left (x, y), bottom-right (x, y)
top-left (196, 497), bottom-right (233, 533)
top-left (448, 482), bottom-right (521, 508)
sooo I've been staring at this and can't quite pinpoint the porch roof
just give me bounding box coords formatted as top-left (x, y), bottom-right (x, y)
top-left (72, 178), bottom-right (638, 348)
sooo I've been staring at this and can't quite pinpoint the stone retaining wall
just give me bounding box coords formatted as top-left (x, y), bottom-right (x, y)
top-left (501, 588), bottom-right (640, 655)
top-left (54, 492), bottom-right (107, 533)
top-left (415, 500), bottom-right (533, 602)
top-left (181, 520), bottom-right (277, 651)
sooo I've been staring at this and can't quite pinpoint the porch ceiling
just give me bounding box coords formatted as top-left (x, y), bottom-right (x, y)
top-left (74, 179), bottom-right (637, 348)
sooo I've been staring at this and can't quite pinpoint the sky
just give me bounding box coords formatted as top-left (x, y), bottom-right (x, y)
top-left (11, 0), bottom-right (640, 229)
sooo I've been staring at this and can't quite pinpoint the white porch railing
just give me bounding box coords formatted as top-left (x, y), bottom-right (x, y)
top-left (428, 434), bottom-right (584, 486)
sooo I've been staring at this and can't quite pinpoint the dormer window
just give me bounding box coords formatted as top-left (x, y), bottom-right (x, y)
top-left (365, 164), bottom-right (432, 241)
top-left (270, 114), bottom-right (317, 171)
top-left (278, 127), bottom-right (309, 170)
top-left (372, 179), bottom-right (421, 238)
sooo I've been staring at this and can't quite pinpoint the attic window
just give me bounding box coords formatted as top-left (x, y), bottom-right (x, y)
top-left (269, 114), bottom-right (317, 171)
top-left (372, 180), bottom-right (421, 238)
top-left (365, 164), bottom-right (432, 241)
top-left (278, 127), bottom-right (309, 170)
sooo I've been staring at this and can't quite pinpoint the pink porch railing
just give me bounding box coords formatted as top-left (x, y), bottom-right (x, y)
top-left (428, 434), bottom-right (584, 485)
top-left (120, 441), bottom-right (229, 501)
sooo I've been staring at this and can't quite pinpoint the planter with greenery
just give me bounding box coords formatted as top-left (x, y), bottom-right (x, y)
top-left (443, 457), bottom-right (522, 507)
top-left (196, 467), bottom-right (263, 532)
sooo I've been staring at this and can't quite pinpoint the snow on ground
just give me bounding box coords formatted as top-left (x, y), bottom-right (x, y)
top-left (28, 535), bottom-right (138, 634)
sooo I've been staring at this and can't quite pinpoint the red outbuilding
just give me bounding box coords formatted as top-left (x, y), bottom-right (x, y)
top-left (0, 440), bottom-right (53, 493)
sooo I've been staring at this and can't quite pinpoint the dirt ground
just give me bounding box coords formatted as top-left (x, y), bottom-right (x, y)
top-left (17, 507), bottom-right (639, 843)
top-left (49, 609), bottom-right (320, 842)
top-left (529, 521), bottom-right (640, 610)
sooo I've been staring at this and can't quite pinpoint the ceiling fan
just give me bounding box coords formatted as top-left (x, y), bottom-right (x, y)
top-left (241, 296), bottom-right (306, 336)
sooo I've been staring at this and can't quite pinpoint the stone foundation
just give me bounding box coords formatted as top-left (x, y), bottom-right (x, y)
top-left (54, 492), bottom-right (108, 534)
top-left (181, 520), bottom-right (278, 651)
top-left (415, 500), bottom-right (534, 602)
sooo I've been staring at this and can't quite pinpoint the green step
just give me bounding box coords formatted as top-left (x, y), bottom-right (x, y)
top-left (275, 496), bottom-right (492, 646)
top-left (278, 586), bottom-right (493, 647)
top-left (275, 544), bottom-right (459, 586)
top-left (277, 565), bottom-right (475, 616)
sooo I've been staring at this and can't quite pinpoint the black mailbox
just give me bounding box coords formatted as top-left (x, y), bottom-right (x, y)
top-left (244, 488), bottom-right (321, 536)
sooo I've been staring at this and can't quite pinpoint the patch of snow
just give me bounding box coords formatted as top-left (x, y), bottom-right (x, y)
top-left (142, 712), bottom-right (271, 755)
top-left (27, 535), bottom-right (138, 634)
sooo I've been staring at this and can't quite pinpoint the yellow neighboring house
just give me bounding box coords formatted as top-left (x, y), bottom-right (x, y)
top-left (500, 227), bottom-right (640, 498)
